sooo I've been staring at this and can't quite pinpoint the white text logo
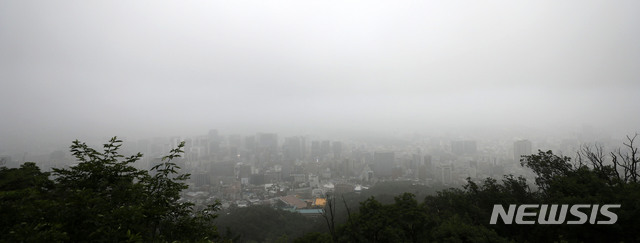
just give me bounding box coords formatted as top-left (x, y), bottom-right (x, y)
top-left (489, 204), bottom-right (621, 224)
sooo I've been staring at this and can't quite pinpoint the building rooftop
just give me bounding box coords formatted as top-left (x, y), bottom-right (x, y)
top-left (278, 195), bottom-right (307, 209)
top-left (314, 198), bottom-right (326, 207)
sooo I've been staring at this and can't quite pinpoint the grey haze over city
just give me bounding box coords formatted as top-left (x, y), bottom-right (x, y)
top-left (1, 0), bottom-right (639, 156)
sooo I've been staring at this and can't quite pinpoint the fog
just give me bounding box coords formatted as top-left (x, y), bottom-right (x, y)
top-left (1, 0), bottom-right (639, 153)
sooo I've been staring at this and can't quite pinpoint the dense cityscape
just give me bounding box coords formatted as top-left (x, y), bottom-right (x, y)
top-left (1, 1), bottom-right (639, 241)
top-left (1, 127), bottom-right (620, 215)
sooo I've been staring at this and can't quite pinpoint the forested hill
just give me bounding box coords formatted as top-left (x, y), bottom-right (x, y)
top-left (0, 138), bottom-right (221, 242)
top-left (2, 137), bottom-right (640, 242)
top-left (294, 146), bottom-right (640, 243)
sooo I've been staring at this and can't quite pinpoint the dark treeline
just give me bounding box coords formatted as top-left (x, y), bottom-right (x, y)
top-left (0, 138), bottom-right (221, 242)
top-left (216, 205), bottom-right (323, 242)
top-left (215, 181), bottom-right (444, 243)
top-left (295, 136), bottom-right (640, 243)
top-left (1, 135), bottom-right (640, 242)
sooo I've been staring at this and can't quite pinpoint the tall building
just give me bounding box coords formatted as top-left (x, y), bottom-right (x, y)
top-left (194, 173), bottom-right (210, 187)
top-left (320, 140), bottom-right (331, 158)
top-left (438, 164), bottom-right (453, 185)
top-left (244, 136), bottom-right (256, 153)
top-left (310, 141), bottom-right (321, 160)
top-left (418, 155), bottom-right (434, 181)
top-left (283, 136), bottom-right (305, 161)
top-left (514, 139), bottom-right (533, 163)
top-left (257, 133), bottom-right (278, 152)
top-left (451, 140), bottom-right (477, 155)
top-left (208, 129), bottom-right (221, 156)
top-left (373, 151), bottom-right (395, 178)
top-left (332, 141), bottom-right (343, 159)
top-left (228, 135), bottom-right (243, 148)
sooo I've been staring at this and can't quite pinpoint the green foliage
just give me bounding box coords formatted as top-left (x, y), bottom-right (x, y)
top-left (0, 163), bottom-right (68, 242)
top-left (520, 150), bottom-right (574, 192)
top-left (431, 214), bottom-right (507, 243)
top-left (294, 232), bottom-right (332, 243)
top-left (4, 136), bottom-right (640, 242)
top-left (0, 137), bottom-right (221, 242)
top-left (294, 142), bottom-right (640, 243)
top-left (333, 192), bottom-right (508, 243)
top-left (216, 205), bottom-right (324, 242)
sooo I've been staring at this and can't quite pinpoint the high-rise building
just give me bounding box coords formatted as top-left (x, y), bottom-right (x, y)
top-left (514, 139), bottom-right (533, 163)
top-left (332, 141), bottom-right (342, 159)
top-left (244, 136), bottom-right (256, 152)
top-left (418, 155), bottom-right (434, 180)
top-left (451, 140), bottom-right (477, 155)
top-left (208, 129), bottom-right (221, 156)
top-left (438, 164), bottom-right (453, 185)
top-left (257, 133), bottom-right (278, 152)
top-left (320, 140), bottom-right (331, 158)
top-left (193, 172), bottom-right (210, 187)
top-left (373, 151), bottom-right (395, 178)
top-left (283, 136), bottom-right (305, 161)
top-left (310, 141), bottom-right (321, 160)
top-left (228, 135), bottom-right (243, 148)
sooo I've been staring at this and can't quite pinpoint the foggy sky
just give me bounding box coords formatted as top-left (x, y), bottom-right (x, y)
top-left (1, 1), bottom-right (639, 151)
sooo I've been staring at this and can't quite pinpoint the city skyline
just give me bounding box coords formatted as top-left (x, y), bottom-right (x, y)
top-left (2, 2), bottom-right (639, 241)
top-left (1, 1), bottom-right (639, 154)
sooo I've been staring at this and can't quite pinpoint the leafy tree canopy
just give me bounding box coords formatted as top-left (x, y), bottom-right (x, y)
top-left (0, 137), bottom-right (222, 242)
top-left (299, 136), bottom-right (640, 243)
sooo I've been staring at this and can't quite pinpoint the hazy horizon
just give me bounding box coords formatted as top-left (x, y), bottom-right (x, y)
top-left (1, 1), bottom-right (639, 153)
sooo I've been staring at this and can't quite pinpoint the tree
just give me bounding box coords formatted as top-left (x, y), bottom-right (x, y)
top-left (0, 163), bottom-right (67, 242)
top-left (334, 193), bottom-right (435, 242)
top-left (215, 205), bottom-right (321, 242)
top-left (294, 232), bottom-right (332, 243)
top-left (295, 135), bottom-right (640, 243)
top-left (431, 214), bottom-right (508, 243)
top-left (321, 193), bottom-right (338, 242)
top-left (52, 138), bottom-right (150, 242)
top-left (519, 142), bottom-right (640, 243)
top-left (391, 193), bottom-right (431, 243)
top-left (577, 134), bottom-right (640, 184)
top-left (1, 137), bottom-right (221, 242)
top-left (520, 150), bottom-right (574, 193)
